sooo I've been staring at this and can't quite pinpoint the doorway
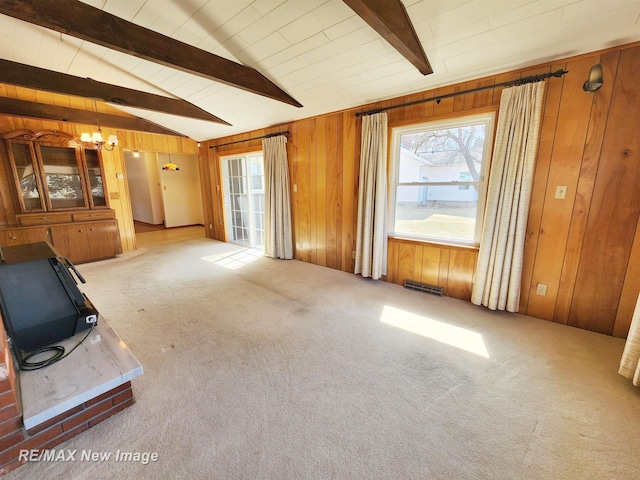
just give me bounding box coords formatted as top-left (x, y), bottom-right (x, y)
top-left (124, 151), bottom-right (204, 240)
top-left (220, 152), bottom-right (265, 250)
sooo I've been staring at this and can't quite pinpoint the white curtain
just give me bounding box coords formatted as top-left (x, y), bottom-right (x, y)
top-left (355, 112), bottom-right (388, 279)
top-left (263, 135), bottom-right (293, 260)
top-left (619, 293), bottom-right (640, 386)
top-left (471, 82), bottom-right (546, 311)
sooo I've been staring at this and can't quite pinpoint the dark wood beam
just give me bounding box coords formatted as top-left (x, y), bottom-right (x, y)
top-left (0, 59), bottom-right (231, 125)
top-left (343, 0), bottom-right (432, 75)
top-left (0, 0), bottom-right (303, 107)
top-left (0, 97), bottom-right (185, 136)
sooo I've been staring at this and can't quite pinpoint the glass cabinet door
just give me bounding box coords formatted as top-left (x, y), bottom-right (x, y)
top-left (9, 142), bottom-right (45, 211)
top-left (38, 145), bottom-right (87, 209)
top-left (84, 149), bottom-right (106, 207)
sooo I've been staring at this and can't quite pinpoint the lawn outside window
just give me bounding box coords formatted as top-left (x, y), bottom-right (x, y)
top-left (389, 113), bottom-right (495, 246)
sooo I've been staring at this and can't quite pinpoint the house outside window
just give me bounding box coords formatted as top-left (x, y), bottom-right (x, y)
top-left (389, 113), bottom-right (495, 246)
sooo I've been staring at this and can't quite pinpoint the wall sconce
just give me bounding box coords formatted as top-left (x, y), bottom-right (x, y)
top-left (583, 64), bottom-right (603, 92)
top-left (81, 125), bottom-right (118, 151)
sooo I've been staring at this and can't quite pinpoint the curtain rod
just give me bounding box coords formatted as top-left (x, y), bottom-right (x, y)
top-left (209, 130), bottom-right (290, 149)
top-left (355, 69), bottom-right (568, 118)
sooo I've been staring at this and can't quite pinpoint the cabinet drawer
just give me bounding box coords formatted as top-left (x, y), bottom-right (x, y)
top-left (17, 213), bottom-right (73, 226)
top-left (73, 210), bottom-right (115, 222)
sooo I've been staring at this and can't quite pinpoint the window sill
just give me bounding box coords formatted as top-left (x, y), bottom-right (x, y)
top-left (388, 234), bottom-right (480, 252)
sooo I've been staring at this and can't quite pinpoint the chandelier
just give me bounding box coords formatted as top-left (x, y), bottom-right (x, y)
top-left (80, 125), bottom-right (118, 151)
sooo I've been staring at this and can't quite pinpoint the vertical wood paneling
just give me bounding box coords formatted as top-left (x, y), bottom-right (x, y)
top-left (315, 116), bottom-right (327, 267)
top-left (433, 86), bottom-right (456, 115)
top-left (294, 120), bottom-right (312, 263)
top-left (396, 242), bottom-right (415, 285)
top-left (447, 250), bottom-right (478, 300)
top-left (463, 78), bottom-right (495, 110)
top-left (569, 46), bottom-right (640, 334)
top-left (553, 51), bottom-right (619, 324)
top-left (341, 111), bottom-right (357, 272)
top-left (526, 56), bottom-right (597, 321)
top-left (613, 219), bottom-right (640, 337)
top-left (420, 246), bottom-right (442, 286)
top-left (438, 249), bottom-right (451, 294)
top-left (519, 62), bottom-right (566, 312)
top-left (325, 114), bottom-right (341, 270)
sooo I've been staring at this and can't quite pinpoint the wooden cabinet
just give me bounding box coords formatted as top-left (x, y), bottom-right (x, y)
top-left (0, 226), bottom-right (51, 247)
top-left (0, 214), bottom-right (120, 264)
top-left (49, 220), bottom-right (119, 264)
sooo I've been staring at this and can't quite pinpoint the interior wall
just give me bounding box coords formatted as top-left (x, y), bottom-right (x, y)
top-left (0, 84), bottom-right (199, 252)
top-left (124, 151), bottom-right (164, 225)
top-left (201, 42), bottom-right (640, 338)
top-left (157, 153), bottom-right (204, 228)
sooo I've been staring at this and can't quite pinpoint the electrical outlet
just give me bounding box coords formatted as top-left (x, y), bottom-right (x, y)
top-left (536, 283), bottom-right (547, 296)
top-left (555, 185), bottom-right (567, 199)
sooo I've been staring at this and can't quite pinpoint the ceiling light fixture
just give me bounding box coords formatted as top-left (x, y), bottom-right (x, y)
top-left (162, 154), bottom-right (179, 171)
top-left (583, 63), bottom-right (603, 92)
top-left (80, 125), bottom-right (118, 151)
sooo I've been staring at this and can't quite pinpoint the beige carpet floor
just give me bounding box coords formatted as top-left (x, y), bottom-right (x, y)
top-left (6, 238), bottom-right (640, 479)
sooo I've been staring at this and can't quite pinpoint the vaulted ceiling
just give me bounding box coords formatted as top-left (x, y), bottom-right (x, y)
top-left (1, 0), bottom-right (639, 141)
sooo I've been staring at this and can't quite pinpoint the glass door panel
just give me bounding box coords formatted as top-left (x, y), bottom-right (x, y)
top-left (39, 145), bottom-right (87, 209)
top-left (10, 142), bottom-right (44, 211)
top-left (222, 153), bottom-right (265, 250)
top-left (84, 149), bottom-right (106, 207)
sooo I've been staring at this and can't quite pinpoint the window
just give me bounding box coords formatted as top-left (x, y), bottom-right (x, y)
top-left (389, 113), bottom-right (494, 246)
top-left (221, 152), bottom-right (265, 249)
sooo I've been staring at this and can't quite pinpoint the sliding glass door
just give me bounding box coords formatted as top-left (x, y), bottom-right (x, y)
top-left (221, 153), bottom-right (265, 249)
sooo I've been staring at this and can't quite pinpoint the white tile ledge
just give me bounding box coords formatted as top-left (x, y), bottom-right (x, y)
top-left (20, 317), bottom-right (143, 430)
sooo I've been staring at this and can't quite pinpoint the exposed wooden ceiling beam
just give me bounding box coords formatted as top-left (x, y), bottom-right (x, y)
top-left (343, 0), bottom-right (433, 75)
top-left (0, 0), bottom-right (303, 108)
top-left (0, 59), bottom-right (230, 125)
top-left (0, 97), bottom-right (185, 137)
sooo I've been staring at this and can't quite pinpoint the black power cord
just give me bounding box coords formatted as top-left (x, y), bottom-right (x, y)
top-left (19, 325), bottom-right (94, 371)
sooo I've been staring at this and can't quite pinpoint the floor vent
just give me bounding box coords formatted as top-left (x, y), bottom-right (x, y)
top-left (403, 280), bottom-right (444, 296)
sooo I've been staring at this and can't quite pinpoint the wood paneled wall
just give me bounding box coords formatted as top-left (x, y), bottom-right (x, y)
top-left (0, 83), bottom-right (199, 253)
top-left (201, 42), bottom-right (640, 338)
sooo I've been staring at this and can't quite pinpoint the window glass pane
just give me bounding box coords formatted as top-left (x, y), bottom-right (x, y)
top-left (85, 149), bottom-right (106, 207)
top-left (392, 114), bottom-right (493, 245)
top-left (40, 146), bottom-right (85, 209)
top-left (394, 185), bottom-right (478, 243)
top-left (399, 124), bottom-right (486, 184)
top-left (11, 143), bottom-right (42, 211)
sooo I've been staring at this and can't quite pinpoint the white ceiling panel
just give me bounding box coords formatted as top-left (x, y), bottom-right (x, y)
top-left (0, 0), bottom-right (638, 141)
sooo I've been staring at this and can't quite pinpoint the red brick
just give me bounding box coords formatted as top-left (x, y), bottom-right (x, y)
top-left (85, 382), bottom-right (131, 407)
top-left (112, 388), bottom-right (133, 406)
top-left (0, 392), bottom-right (17, 411)
top-left (0, 430), bottom-right (25, 453)
top-left (62, 399), bottom-right (112, 432)
top-left (0, 417), bottom-right (21, 439)
top-left (89, 398), bottom-right (134, 428)
top-left (0, 405), bottom-right (19, 425)
top-left (26, 405), bottom-right (84, 436)
top-left (0, 424), bottom-right (62, 466)
top-left (40, 423), bottom-right (89, 452)
top-left (0, 379), bottom-right (11, 396)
